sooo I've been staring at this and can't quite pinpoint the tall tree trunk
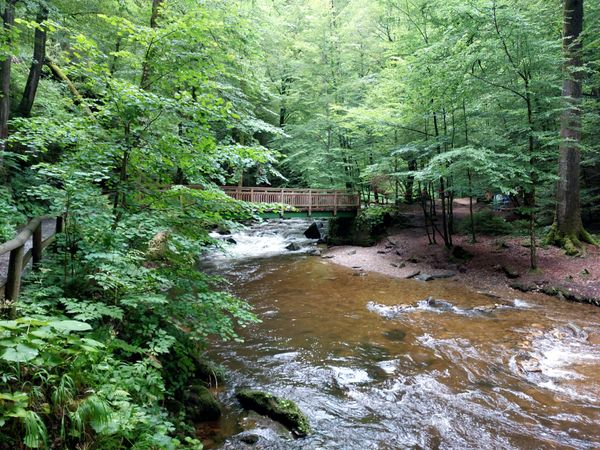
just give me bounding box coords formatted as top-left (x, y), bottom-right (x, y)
top-left (548, 0), bottom-right (597, 254)
top-left (0, 0), bottom-right (17, 175)
top-left (140, 0), bottom-right (164, 89)
top-left (463, 100), bottom-right (477, 243)
top-left (18, 5), bottom-right (48, 117)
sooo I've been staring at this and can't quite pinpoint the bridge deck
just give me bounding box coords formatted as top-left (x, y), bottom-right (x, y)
top-left (222, 186), bottom-right (360, 215)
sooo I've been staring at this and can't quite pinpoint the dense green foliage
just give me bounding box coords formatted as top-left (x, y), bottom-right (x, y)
top-left (0, 0), bottom-right (281, 447)
top-left (1, 0), bottom-right (599, 447)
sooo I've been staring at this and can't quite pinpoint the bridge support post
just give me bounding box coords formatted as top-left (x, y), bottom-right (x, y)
top-left (334, 191), bottom-right (338, 216)
top-left (308, 189), bottom-right (312, 216)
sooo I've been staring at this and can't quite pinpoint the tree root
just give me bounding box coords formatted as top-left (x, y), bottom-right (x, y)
top-left (545, 223), bottom-right (599, 256)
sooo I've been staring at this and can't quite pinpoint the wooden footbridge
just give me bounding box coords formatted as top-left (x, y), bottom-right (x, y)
top-left (221, 186), bottom-right (360, 216)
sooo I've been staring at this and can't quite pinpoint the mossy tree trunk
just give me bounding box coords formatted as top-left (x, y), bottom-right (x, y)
top-left (548, 0), bottom-right (597, 255)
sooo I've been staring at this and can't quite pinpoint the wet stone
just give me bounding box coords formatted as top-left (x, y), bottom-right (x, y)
top-left (431, 270), bottom-right (457, 279)
top-left (304, 222), bottom-right (322, 240)
top-left (236, 389), bottom-right (311, 438)
top-left (285, 242), bottom-right (301, 251)
top-left (382, 328), bottom-right (407, 342)
top-left (414, 273), bottom-right (434, 282)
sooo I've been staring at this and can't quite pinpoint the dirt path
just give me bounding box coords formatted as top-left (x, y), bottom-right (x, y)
top-left (323, 202), bottom-right (600, 304)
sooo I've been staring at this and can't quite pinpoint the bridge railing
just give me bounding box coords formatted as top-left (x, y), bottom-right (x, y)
top-left (221, 186), bottom-right (360, 214)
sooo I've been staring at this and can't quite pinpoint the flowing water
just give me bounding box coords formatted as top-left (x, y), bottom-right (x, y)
top-left (201, 220), bottom-right (600, 449)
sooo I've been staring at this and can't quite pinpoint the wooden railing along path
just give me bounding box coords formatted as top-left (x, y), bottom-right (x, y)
top-left (0, 216), bottom-right (63, 316)
top-left (221, 186), bottom-right (360, 215)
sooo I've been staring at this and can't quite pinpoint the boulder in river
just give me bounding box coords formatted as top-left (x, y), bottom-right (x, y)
top-left (236, 389), bottom-right (311, 437)
top-left (184, 384), bottom-right (222, 421)
top-left (304, 222), bottom-right (322, 240)
top-left (286, 242), bottom-right (301, 251)
top-left (382, 328), bottom-right (407, 342)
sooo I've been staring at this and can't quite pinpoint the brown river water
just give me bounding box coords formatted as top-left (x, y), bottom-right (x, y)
top-left (201, 220), bottom-right (600, 449)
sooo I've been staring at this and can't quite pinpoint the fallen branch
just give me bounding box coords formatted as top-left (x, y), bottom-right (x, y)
top-left (45, 59), bottom-right (93, 116)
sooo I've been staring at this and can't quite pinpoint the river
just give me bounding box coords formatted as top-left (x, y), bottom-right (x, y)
top-left (200, 219), bottom-right (600, 449)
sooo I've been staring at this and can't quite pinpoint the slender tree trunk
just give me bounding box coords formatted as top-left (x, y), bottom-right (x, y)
top-left (548, 0), bottom-right (596, 254)
top-left (463, 100), bottom-right (477, 243)
top-left (18, 5), bottom-right (48, 117)
top-left (0, 0), bottom-right (17, 175)
top-left (140, 0), bottom-right (164, 89)
top-left (433, 111), bottom-right (450, 247)
top-left (405, 159), bottom-right (416, 203)
top-left (525, 91), bottom-right (538, 269)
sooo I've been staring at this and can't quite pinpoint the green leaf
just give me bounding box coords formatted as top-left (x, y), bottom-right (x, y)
top-left (49, 320), bottom-right (93, 332)
top-left (1, 344), bottom-right (39, 362)
top-left (0, 320), bottom-right (21, 330)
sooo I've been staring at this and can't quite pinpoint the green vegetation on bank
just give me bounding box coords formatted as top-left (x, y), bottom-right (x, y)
top-left (0, 0), bottom-right (599, 447)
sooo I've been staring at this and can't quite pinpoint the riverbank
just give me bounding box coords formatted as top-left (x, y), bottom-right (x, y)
top-left (323, 213), bottom-right (600, 305)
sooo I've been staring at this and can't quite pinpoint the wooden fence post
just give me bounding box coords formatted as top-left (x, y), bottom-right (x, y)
top-left (333, 191), bottom-right (338, 216)
top-left (5, 245), bottom-right (25, 317)
top-left (33, 221), bottom-right (42, 267)
top-left (308, 189), bottom-right (312, 216)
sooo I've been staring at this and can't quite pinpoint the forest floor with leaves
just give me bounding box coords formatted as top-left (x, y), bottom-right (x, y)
top-left (324, 201), bottom-right (600, 305)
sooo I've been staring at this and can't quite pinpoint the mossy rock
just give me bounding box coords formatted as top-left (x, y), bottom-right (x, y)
top-left (184, 384), bottom-right (222, 421)
top-left (236, 389), bottom-right (311, 437)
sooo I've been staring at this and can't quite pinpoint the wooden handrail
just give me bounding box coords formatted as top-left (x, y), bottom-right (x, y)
top-left (1, 215), bottom-right (63, 318)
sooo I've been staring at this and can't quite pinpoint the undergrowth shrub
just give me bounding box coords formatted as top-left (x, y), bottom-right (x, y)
top-left (456, 210), bottom-right (529, 236)
top-left (1, 179), bottom-right (259, 449)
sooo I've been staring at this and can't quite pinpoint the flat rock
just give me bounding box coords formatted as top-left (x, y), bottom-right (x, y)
top-left (431, 270), bottom-right (456, 279)
top-left (413, 273), bottom-right (434, 282)
top-left (401, 269), bottom-right (421, 279)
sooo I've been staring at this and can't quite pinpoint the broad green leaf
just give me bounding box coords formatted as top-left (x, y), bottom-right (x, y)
top-left (2, 344), bottom-right (39, 362)
top-left (49, 320), bottom-right (93, 332)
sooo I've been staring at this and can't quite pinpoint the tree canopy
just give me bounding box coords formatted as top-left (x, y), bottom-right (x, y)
top-left (0, 0), bottom-right (599, 447)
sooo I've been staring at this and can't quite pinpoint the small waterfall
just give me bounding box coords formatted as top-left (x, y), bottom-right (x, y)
top-left (206, 218), bottom-right (327, 263)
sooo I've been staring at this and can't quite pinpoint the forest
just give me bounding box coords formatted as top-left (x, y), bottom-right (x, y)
top-left (0, 0), bottom-right (599, 448)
